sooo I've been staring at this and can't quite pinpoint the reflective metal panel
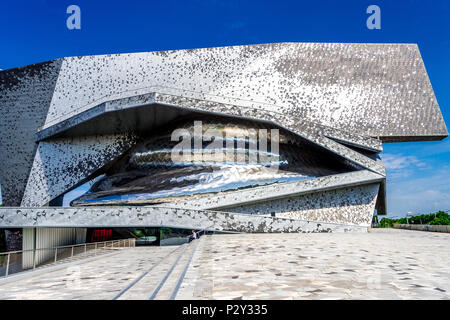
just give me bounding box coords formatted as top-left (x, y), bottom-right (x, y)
top-left (72, 116), bottom-right (359, 206)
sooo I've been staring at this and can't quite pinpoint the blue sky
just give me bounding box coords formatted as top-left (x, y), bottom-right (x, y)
top-left (0, 0), bottom-right (449, 217)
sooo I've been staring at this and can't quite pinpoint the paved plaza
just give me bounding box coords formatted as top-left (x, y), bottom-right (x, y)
top-left (0, 229), bottom-right (448, 300)
top-left (177, 229), bottom-right (450, 299)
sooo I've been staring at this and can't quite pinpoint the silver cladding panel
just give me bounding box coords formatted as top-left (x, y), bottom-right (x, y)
top-left (153, 93), bottom-right (386, 175)
top-left (21, 134), bottom-right (137, 207)
top-left (168, 170), bottom-right (383, 214)
top-left (0, 42), bottom-right (445, 211)
top-left (228, 184), bottom-right (380, 226)
top-left (42, 43), bottom-right (447, 140)
top-left (0, 206), bottom-right (367, 233)
top-left (0, 60), bottom-right (62, 206)
top-left (37, 90), bottom-right (383, 152)
top-left (34, 91), bottom-right (386, 191)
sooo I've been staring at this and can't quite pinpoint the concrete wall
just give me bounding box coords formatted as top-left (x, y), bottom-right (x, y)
top-left (393, 224), bottom-right (450, 233)
top-left (22, 228), bottom-right (87, 269)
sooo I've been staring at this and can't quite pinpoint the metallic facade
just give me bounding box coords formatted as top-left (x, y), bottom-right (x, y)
top-left (0, 43), bottom-right (447, 234)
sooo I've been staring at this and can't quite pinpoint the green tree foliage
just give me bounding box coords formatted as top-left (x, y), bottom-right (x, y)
top-left (379, 211), bottom-right (449, 227)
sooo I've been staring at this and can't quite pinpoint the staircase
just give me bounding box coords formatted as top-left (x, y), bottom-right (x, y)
top-left (114, 237), bottom-right (201, 300)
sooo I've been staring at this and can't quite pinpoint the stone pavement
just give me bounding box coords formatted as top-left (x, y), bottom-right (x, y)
top-left (0, 228), bottom-right (448, 300)
top-left (0, 246), bottom-right (175, 300)
top-left (176, 229), bottom-right (450, 300)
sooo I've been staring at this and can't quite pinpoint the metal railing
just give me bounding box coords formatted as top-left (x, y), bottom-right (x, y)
top-left (0, 238), bottom-right (135, 278)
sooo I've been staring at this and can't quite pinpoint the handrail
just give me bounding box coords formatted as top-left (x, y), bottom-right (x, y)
top-left (0, 238), bottom-right (135, 255)
top-left (0, 238), bottom-right (136, 278)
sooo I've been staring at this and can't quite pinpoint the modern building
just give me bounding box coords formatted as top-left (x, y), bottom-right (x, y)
top-left (0, 43), bottom-right (447, 256)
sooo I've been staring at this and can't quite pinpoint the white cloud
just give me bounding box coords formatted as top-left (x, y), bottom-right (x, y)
top-left (386, 167), bottom-right (450, 216)
top-left (382, 153), bottom-right (426, 170)
top-left (381, 153), bottom-right (427, 180)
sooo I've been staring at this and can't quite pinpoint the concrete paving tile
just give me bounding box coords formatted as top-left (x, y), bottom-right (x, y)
top-left (0, 229), bottom-right (448, 300)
